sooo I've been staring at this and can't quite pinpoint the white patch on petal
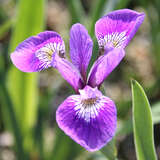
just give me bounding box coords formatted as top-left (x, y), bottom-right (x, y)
top-left (73, 97), bottom-right (105, 123)
top-left (98, 31), bottom-right (127, 48)
top-left (35, 42), bottom-right (65, 69)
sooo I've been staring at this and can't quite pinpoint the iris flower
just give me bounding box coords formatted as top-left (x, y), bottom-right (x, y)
top-left (10, 9), bottom-right (145, 151)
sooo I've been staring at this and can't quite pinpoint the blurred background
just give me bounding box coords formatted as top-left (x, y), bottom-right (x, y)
top-left (0, 0), bottom-right (160, 159)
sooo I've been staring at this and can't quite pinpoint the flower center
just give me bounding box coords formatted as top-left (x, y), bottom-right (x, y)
top-left (81, 97), bottom-right (98, 106)
top-left (35, 42), bottom-right (65, 69)
top-left (74, 86), bottom-right (103, 122)
top-left (74, 97), bottom-right (102, 122)
top-left (98, 31), bottom-right (127, 48)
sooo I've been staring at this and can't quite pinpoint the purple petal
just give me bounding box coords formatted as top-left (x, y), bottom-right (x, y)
top-left (56, 86), bottom-right (117, 151)
top-left (88, 48), bottom-right (125, 88)
top-left (54, 55), bottom-right (84, 92)
top-left (70, 23), bottom-right (93, 81)
top-left (10, 31), bottom-right (65, 72)
top-left (95, 9), bottom-right (145, 50)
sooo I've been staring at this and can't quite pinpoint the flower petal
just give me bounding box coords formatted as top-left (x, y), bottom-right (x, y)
top-left (56, 96), bottom-right (116, 151)
top-left (95, 9), bottom-right (145, 50)
top-left (54, 55), bottom-right (84, 92)
top-left (70, 23), bottom-right (93, 81)
top-left (56, 86), bottom-right (117, 151)
top-left (10, 31), bottom-right (65, 72)
top-left (88, 48), bottom-right (125, 87)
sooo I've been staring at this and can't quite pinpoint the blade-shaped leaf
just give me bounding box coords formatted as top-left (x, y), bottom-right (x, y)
top-left (131, 80), bottom-right (157, 160)
top-left (7, 0), bottom-right (45, 151)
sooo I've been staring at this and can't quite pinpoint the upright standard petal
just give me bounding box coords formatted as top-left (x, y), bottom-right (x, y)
top-left (88, 48), bottom-right (125, 88)
top-left (70, 23), bottom-right (93, 81)
top-left (95, 9), bottom-right (145, 50)
top-left (56, 85), bottom-right (117, 151)
top-left (54, 55), bottom-right (84, 92)
top-left (10, 31), bottom-right (65, 72)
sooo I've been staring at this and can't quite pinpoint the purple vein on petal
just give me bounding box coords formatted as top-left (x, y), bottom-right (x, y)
top-left (95, 9), bottom-right (145, 51)
top-left (56, 85), bottom-right (117, 151)
top-left (70, 23), bottom-right (93, 82)
top-left (87, 48), bottom-right (125, 88)
top-left (10, 31), bottom-right (65, 72)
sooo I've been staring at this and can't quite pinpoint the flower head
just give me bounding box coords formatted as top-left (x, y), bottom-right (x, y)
top-left (10, 9), bottom-right (145, 151)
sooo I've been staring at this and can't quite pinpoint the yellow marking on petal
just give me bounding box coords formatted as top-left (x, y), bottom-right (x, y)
top-left (112, 40), bottom-right (119, 47)
top-left (99, 31), bottom-right (127, 48)
top-left (81, 97), bottom-right (98, 107)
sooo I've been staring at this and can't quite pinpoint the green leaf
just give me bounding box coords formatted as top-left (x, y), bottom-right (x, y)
top-left (131, 80), bottom-right (157, 160)
top-left (7, 0), bottom-right (45, 151)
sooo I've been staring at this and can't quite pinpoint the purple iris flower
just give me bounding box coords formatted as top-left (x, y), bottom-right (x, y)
top-left (10, 9), bottom-right (145, 151)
